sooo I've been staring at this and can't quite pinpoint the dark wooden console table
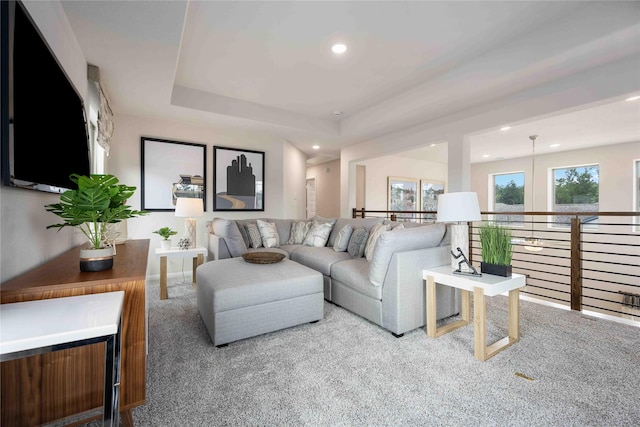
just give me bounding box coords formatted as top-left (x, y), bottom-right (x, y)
top-left (0, 239), bottom-right (149, 427)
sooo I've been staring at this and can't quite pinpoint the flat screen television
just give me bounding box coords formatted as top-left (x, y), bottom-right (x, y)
top-left (1, 0), bottom-right (90, 194)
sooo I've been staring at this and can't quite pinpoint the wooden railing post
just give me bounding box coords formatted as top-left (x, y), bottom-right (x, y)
top-left (570, 216), bottom-right (582, 311)
top-left (352, 208), bottom-right (357, 218)
top-left (468, 221), bottom-right (474, 264)
top-left (390, 213), bottom-right (397, 221)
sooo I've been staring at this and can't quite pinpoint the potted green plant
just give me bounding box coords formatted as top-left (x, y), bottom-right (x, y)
top-left (479, 223), bottom-right (513, 277)
top-left (45, 174), bottom-right (147, 272)
top-left (154, 226), bottom-right (177, 250)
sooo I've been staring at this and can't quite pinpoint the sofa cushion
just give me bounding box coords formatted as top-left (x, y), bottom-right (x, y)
top-left (245, 223), bottom-right (263, 248)
top-left (364, 223), bottom-right (391, 261)
top-left (347, 227), bottom-right (369, 258)
top-left (267, 218), bottom-right (294, 244)
top-left (288, 220), bottom-right (312, 244)
top-left (291, 246), bottom-right (351, 276)
top-left (328, 217), bottom-right (384, 247)
top-left (332, 258), bottom-right (382, 300)
top-left (210, 218), bottom-right (247, 257)
top-left (333, 224), bottom-right (353, 252)
top-left (235, 219), bottom-right (261, 248)
top-left (369, 223), bottom-right (446, 287)
top-left (303, 221), bottom-right (334, 247)
top-left (257, 219), bottom-right (280, 248)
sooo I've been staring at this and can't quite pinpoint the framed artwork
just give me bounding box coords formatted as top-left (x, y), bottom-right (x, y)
top-left (387, 176), bottom-right (418, 221)
top-left (213, 146), bottom-right (265, 211)
top-left (140, 137), bottom-right (206, 211)
top-left (420, 179), bottom-right (446, 220)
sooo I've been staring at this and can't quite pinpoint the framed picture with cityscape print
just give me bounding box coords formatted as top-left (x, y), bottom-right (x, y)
top-left (387, 176), bottom-right (419, 221)
top-left (420, 179), bottom-right (446, 220)
top-left (213, 146), bottom-right (265, 211)
top-left (140, 137), bottom-right (206, 211)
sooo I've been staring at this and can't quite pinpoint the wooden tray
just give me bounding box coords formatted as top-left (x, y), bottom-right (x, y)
top-left (242, 252), bottom-right (285, 264)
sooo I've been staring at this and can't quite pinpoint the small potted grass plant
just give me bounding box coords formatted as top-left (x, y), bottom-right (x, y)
top-left (479, 223), bottom-right (513, 277)
top-left (154, 226), bottom-right (177, 250)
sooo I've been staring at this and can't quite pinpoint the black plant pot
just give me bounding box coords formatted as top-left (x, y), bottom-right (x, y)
top-left (79, 248), bottom-right (115, 272)
top-left (480, 262), bottom-right (512, 277)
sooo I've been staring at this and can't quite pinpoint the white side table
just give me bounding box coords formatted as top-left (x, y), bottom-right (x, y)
top-left (0, 291), bottom-right (125, 427)
top-left (155, 246), bottom-right (208, 300)
top-left (423, 266), bottom-right (526, 361)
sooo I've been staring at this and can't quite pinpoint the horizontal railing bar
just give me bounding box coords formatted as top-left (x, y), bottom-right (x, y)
top-left (581, 276), bottom-right (640, 287)
top-left (582, 241), bottom-right (639, 247)
top-left (581, 232), bottom-right (639, 237)
top-left (583, 286), bottom-right (640, 294)
top-left (582, 268), bottom-right (639, 277)
top-left (580, 258), bottom-right (640, 268)
top-left (525, 277), bottom-right (571, 287)
top-left (582, 249), bottom-right (640, 257)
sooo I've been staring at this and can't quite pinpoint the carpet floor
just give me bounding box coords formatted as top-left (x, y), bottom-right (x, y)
top-left (89, 276), bottom-right (639, 426)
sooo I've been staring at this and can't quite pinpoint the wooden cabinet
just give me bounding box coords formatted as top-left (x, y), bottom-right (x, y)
top-left (0, 239), bottom-right (149, 427)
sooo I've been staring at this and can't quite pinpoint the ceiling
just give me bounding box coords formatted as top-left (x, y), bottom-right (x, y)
top-left (60, 1), bottom-right (640, 164)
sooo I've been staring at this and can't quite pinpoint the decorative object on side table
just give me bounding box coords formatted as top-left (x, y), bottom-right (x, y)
top-left (45, 174), bottom-right (147, 272)
top-left (450, 247), bottom-right (481, 276)
top-left (175, 197), bottom-right (204, 248)
top-left (153, 226), bottom-right (177, 250)
top-left (436, 192), bottom-right (481, 272)
top-left (479, 222), bottom-right (513, 277)
top-left (178, 238), bottom-right (192, 250)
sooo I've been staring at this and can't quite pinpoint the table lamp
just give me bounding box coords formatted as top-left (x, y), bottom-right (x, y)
top-left (174, 198), bottom-right (204, 248)
top-left (436, 192), bottom-right (481, 272)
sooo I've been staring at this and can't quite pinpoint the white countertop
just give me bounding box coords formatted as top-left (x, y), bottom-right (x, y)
top-left (0, 291), bottom-right (125, 356)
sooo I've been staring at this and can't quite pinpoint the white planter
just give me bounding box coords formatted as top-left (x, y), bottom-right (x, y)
top-left (160, 240), bottom-right (172, 250)
top-left (79, 247), bottom-right (115, 272)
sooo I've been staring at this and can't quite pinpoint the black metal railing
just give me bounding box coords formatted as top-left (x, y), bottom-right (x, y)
top-left (353, 208), bottom-right (640, 323)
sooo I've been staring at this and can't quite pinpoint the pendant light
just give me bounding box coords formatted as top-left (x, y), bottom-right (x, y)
top-left (524, 135), bottom-right (544, 252)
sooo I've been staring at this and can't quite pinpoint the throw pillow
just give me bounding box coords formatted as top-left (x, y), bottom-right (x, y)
top-left (393, 223), bottom-right (405, 231)
top-left (302, 221), bottom-right (334, 247)
top-left (333, 224), bottom-right (353, 252)
top-left (347, 227), bottom-right (369, 259)
top-left (245, 223), bottom-right (263, 248)
top-left (364, 223), bottom-right (391, 261)
top-left (257, 219), bottom-right (280, 248)
top-left (287, 220), bottom-right (312, 244)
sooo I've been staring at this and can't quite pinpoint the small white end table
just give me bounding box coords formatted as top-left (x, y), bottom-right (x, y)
top-left (0, 291), bottom-right (125, 426)
top-left (423, 266), bottom-right (526, 361)
top-left (155, 246), bottom-right (208, 300)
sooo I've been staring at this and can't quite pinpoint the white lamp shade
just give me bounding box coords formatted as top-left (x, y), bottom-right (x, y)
top-left (174, 198), bottom-right (204, 218)
top-left (436, 192), bottom-right (481, 223)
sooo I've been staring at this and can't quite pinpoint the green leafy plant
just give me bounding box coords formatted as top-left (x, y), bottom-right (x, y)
top-left (153, 227), bottom-right (177, 240)
top-left (45, 174), bottom-right (147, 249)
top-left (479, 223), bottom-right (512, 266)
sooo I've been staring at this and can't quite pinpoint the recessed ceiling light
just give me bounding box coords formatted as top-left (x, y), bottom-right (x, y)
top-left (626, 95), bottom-right (640, 101)
top-left (430, 143), bottom-right (437, 147)
top-left (331, 43), bottom-right (347, 54)
top-left (549, 144), bottom-right (560, 148)
top-left (500, 126), bottom-right (511, 131)
top-left (332, 111), bottom-right (343, 117)
top-left (482, 154), bottom-right (491, 158)
top-left (312, 145), bottom-right (320, 150)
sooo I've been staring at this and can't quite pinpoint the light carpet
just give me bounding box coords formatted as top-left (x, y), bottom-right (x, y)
top-left (89, 276), bottom-right (639, 426)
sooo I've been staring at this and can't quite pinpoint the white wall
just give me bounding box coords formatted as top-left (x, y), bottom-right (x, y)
top-left (355, 155), bottom-right (447, 211)
top-left (471, 141), bottom-right (640, 213)
top-left (0, 0), bottom-right (88, 283)
top-left (306, 159), bottom-right (341, 218)
top-left (109, 114), bottom-right (306, 278)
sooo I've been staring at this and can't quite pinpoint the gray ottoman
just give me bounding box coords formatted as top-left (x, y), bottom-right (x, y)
top-left (197, 257), bottom-right (324, 346)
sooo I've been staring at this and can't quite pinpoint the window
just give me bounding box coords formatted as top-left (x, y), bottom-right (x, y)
top-left (491, 172), bottom-right (524, 225)
top-left (552, 165), bottom-right (599, 226)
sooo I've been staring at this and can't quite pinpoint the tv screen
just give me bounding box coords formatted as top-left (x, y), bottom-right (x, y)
top-left (1, 0), bottom-right (90, 194)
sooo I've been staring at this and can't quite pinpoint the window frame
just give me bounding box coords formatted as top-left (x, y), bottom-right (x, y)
top-left (547, 163), bottom-right (600, 229)
top-left (488, 171), bottom-right (525, 227)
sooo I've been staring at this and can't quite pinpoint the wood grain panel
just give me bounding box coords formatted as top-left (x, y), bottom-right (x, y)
top-left (1, 240), bottom-right (149, 427)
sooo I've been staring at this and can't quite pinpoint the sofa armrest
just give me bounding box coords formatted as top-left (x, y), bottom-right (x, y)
top-left (381, 245), bottom-right (460, 335)
top-left (208, 234), bottom-right (232, 261)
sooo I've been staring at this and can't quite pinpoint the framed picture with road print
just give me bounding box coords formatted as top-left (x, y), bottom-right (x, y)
top-left (213, 146), bottom-right (265, 211)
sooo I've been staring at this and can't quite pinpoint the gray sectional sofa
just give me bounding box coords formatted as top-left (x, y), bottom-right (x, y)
top-left (205, 216), bottom-right (460, 337)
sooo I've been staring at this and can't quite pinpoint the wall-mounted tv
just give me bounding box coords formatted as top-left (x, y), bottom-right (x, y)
top-left (1, 0), bottom-right (90, 194)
